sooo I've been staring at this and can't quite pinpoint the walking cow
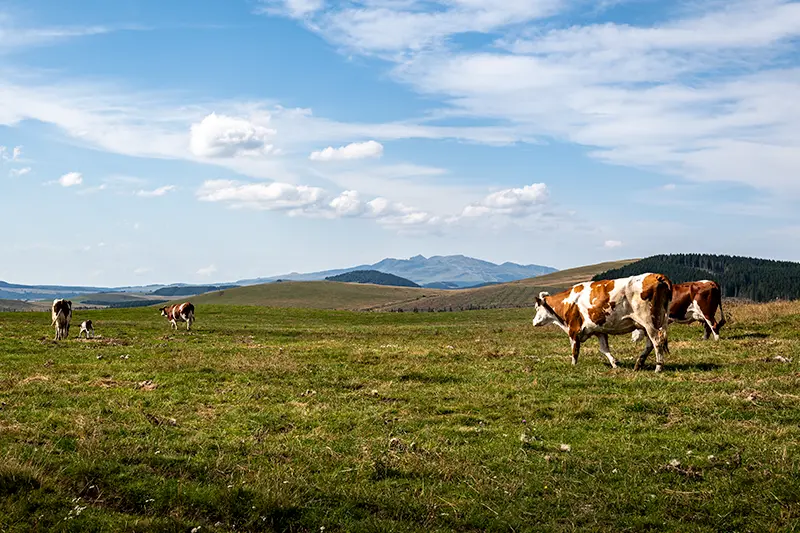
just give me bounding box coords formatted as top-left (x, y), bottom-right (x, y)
top-left (532, 273), bottom-right (673, 372)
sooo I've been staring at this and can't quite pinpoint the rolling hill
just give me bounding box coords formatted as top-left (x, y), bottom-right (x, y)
top-left (325, 270), bottom-right (421, 288)
top-left (184, 260), bottom-right (636, 311)
top-left (188, 281), bottom-right (446, 310)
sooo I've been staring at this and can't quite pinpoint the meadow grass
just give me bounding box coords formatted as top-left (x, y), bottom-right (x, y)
top-left (1, 303), bottom-right (799, 532)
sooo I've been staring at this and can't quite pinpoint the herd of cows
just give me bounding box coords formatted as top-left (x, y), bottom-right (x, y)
top-left (47, 273), bottom-right (724, 372)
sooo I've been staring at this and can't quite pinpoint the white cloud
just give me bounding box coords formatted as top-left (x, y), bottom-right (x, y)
top-left (134, 267), bottom-right (152, 275)
top-left (197, 180), bottom-right (328, 211)
top-left (604, 240), bottom-right (623, 249)
top-left (58, 172), bottom-right (83, 187)
top-left (309, 140), bottom-right (384, 161)
top-left (196, 179), bottom-right (440, 228)
top-left (0, 145), bottom-right (22, 161)
top-left (189, 113), bottom-right (277, 158)
top-left (461, 183), bottom-right (548, 218)
top-left (197, 264), bottom-right (217, 277)
top-left (9, 166), bottom-right (30, 177)
top-left (258, 0), bottom-right (325, 18)
top-left (265, 0), bottom-right (563, 56)
top-left (0, 17), bottom-right (114, 51)
top-left (136, 185), bottom-right (176, 197)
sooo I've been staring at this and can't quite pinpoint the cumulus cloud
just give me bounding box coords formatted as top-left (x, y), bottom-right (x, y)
top-left (604, 240), bottom-right (623, 249)
top-left (197, 264), bottom-right (218, 277)
top-left (196, 179), bottom-right (439, 228)
top-left (461, 183), bottom-right (548, 218)
top-left (58, 172), bottom-right (83, 187)
top-left (189, 113), bottom-right (277, 158)
top-left (9, 167), bottom-right (30, 177)
top-left (136, 185), bottom-right (176, 197)
top-left (197, 180), bottom-right (328, 212)
top-left (309, 140), bottom-right (384, 161)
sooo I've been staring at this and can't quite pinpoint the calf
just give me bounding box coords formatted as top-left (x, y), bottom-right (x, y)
top-left (51, 299), bottom-right (72, 341)
top-left (633, 280), bottom-right (726, 342)
top-left (159, 302), bottom-right (195, 331)
top-left (532, 273), bottom-right (673, 372)
top-left (78, 320), bottom-right (94, 339)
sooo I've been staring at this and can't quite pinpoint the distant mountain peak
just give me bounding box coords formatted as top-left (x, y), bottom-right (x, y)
top-left (238, 254), bottom-right (557, 287)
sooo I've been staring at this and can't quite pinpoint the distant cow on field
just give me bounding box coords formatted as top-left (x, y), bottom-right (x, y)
top-left (160, 302), bottom-right (195, 331)
top-left (78, 320), bottom-right (94, 339)
top-left (532, 273), bottom-right (673, 372)
top-left (633, 279), bottom-right (726, 342)
top-left (51, 299), bottom-right (72, 340)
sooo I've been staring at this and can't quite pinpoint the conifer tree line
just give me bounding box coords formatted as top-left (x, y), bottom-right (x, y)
top-left (594, 254), bottom-right (800, 302)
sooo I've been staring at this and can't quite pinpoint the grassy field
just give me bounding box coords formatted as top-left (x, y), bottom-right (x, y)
top-left (1, 301), bottom-right (799, 532)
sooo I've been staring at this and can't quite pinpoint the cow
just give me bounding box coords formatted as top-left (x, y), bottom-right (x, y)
top-left (78, 320), bottom-right (95, 339)
top-left (159, 302), bottom-right (195, 331)
top-left (532, 273), bottom-right (673, 372)
top-left (632, 279), bottom-right (726, 342)
top-left (51, 299), bottom-right (72, 341)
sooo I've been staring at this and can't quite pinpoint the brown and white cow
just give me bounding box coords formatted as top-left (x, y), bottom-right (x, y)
top-left (51, 299), bottom-right (72, 341)
top-left (159, 302), bottom-right (195, 331)
top-left (633, 280), bottom-right (726, 342)
top-left (532, 273), bottom-right (673, 372)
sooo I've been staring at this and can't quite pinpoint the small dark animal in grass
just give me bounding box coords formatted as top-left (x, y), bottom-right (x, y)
top-left (633, 279), bottom-right (726, 342)
top-left (160, 302), bottom-right (195, 331)
top-left (51, 299), bottom-right (72, 341)
top-left (78, 320), bottom-right (94, 339)
top-left (532, 273), bottom-right (672, 372)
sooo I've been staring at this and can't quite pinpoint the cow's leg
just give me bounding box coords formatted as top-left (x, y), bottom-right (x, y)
top-left (634, 336), bottom-right (654, 371)
top-left (171, 319), bottom-right (177, 330)
top-left (597, 334), bottom-right (618, 368)
top-left (702, 322), bottom-right (712, 340)
top-left (570, 337), bottom-right (581, 366)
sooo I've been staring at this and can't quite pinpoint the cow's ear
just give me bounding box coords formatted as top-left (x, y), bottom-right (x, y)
top-left (538, 291), bottom-right (550, 300)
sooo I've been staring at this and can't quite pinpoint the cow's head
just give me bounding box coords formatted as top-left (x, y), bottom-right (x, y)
top-left (159, 306), bottom-right (169, 317)
top-left (532, 292), bottom-right (557, 327)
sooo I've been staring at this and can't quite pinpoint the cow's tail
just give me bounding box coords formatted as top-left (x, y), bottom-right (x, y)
top-left (649, 274), bottom-right (673, 355)
top-left (712, 282), bottom-right (726, 331)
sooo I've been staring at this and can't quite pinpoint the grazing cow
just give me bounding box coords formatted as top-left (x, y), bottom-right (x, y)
top-left (159, 302), bottom-right (195, 331)
top-left (633, 280), bottom-right (726, 342)
top-left (532, 273), bottom-right (673, 372)
top-left (51, 299), bottom-right (72, 341)
top-left (78, 320), bottom-right (94, 339)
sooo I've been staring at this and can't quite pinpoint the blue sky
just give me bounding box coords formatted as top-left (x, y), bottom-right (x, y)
top-left (2, 0), bottom-right (800, 286)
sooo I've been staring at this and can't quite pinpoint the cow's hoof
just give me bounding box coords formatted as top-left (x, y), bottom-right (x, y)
top-left (655, 365), bottom-right (663, 373)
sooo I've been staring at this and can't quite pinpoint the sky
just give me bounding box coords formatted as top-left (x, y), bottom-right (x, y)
top-left (1, 0), bottom-right (800, 286)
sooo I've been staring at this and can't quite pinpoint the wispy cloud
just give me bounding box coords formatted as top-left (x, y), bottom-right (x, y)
top-left (197, 264), bottom-right (217, 277)
top-left (9, 166), bottom-right (30, 177)
top-left (258, 0), bottom-right (800, 197)
top-left (136, 185), bottom-right (176, 197)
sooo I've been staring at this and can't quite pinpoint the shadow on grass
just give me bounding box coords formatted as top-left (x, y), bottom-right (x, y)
top-left (726, 332), bottom-right (769, 340)
top-left (613, 361), bottom-right (722, 372)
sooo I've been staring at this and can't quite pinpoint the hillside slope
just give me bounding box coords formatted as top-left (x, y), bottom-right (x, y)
top-left (190, 260), bottom-right (634, 312)
top-left (595, 254), bottom-right (800, 302)
top-left (188, 281), bottom-right (445, 310)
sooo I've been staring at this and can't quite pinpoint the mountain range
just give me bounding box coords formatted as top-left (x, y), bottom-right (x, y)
top-left (0, 255), bottom-right (557, 301)
top-left (237, 255), bottom-right (557, 288)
